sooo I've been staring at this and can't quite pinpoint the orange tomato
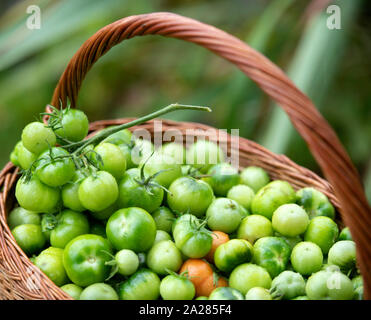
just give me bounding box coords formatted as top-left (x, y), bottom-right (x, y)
top-left (205, 231), bottom-right (229, 263)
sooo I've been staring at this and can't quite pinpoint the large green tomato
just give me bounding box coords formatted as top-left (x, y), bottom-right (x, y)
top-left (93, 143), bottom-right (127, 180)
top-left (296, 187), bottom-right (335, 220)
top-left (15, 175), bottom-right (60, 213)
top-left (206, 198), bottom-right (242, 233)
top-left (152, 207), bottom-right (175, 233)
top-left (167, 176), bottom-right (214, 217)
top-left (160, 274), bottom-right (195, 300)
top-left (21, 122), bottom-right (56, 155)
top-left (204, 163), bottom-right (240, 196)
top-left (272, 204), bottom-right (309, 237)
top-left (240, 166), bottom-right (270, 193)
top-left (147, 240), bottom-right (183, 275)
top-left (237, 215), bottom-right (273, 243)
top-left (8, 207), bottom-right (40, 229)
top-left (54, 109), bottom-right (89, 143)
top-left (229, 263), bottom-right (272, 295)
top-left (290, 241), bottom-right (323, 276)
top-left (208, 287), bottom-right (244, 300)
top-left (106, 207), bottom-right (156, 252)
top-left (80, 283), bottom-right (119, 300)
top-left (304, 216), bottom-right (339, 254)
top-left (117, 168), bottom-right (163, 213)
top-left (63, 234), bottom-right (112, 287)
top-left (214, 239), bottom-right (253, 273)
top-left (251, 180), bottom-right (296, 220)
top-left (270, 271), bottom-right (306, 300)
top-left (245, 287), bottom-right (272, 300)
top-left (60, 284), bottom-right (83, 300)
top-left (12, 224), bottom-right (45, 255)
top-left (252, 236), bottom-right (291, 278)
top-left (328, 240), bottom-right (356, 274)
top-left (227, 184), bottom-right (255, 211)
top-left (119, 268), bottom-right (161, 300)
top-left (78, 171), bottom-right (119, 212)
top-left (50, 210), bottom-right (89, 248)
top-left (34, 247), bottom-right (68, 287)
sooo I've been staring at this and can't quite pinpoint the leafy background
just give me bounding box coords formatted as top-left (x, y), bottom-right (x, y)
top-left (0, 0), bottom-right (370, 202)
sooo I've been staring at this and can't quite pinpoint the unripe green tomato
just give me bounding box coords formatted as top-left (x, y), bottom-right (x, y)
top-left (272, 203), bottom-right (309, 237)
top-left (152, 207), bottom-right (175, 233)
top-left (12, 224), bottom-right (45, 255)
top-left (270, 270), bottom-right (306, 300)
top-left (204, 163), bottom-right (240, 196)
top-left (338, 227), bottom-right (352, 241)
top-left (237, 215), bottom-right (273, 244)
top-left (240, 166), bottom-right (270, 193)
top-left (130, 138), bottom-right (155, 166)
top-left (328, 240), bottom-right (356, 274)
top-left (54, 109), bottom-right (89, 142)
top-left (154, 230), bottom-right (172, 244)
top-left (115, 249), bottom-right (139, 276)
top-left (60, 284), bottom-right (83, 300)
top-left (160, 275), bottom-right (195, 300)
top-left (227, 184), bottom-right (255, 211)
top-left (61, 170), bottom-right (86, 212)
top-left (158, 142), bottom-right (186, 164)
top-left (245, 287), bottom-right (272, 300)
top-left (206, 198), bottom-right (242, 233)
top-left (93, 143), bottom-right (127, 180)
top-left (8, 207), bottom-right (40, 229)
top-left (21, 122), bottom-right (56, 155)
top-left (80, 283), bottom-right (119, 300)
top-left (147, 240), bottom-right (183, 275)
top-left (17, 142), bottom-right (38, 170)
top-left (208, 287), bottom-right (244, 300)
top-left (290, 241), bottom-right (323, 276)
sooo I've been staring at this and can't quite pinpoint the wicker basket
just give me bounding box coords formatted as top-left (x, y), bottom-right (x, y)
top-left (0, 12), bottom-right (370, 300)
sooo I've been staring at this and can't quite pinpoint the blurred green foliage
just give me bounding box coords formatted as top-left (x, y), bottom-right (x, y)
top-left (0, 0), bottom-right (370, 201)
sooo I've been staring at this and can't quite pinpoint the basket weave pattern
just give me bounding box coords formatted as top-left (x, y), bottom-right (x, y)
top-left (1, 12), bottom-right (370, 299)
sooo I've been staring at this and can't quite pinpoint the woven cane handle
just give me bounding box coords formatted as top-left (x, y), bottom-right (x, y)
top-left (50, 12), bottom-right (371, 298)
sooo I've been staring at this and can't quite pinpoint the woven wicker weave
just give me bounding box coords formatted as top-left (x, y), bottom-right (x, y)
top-left (1, 12), bottom-right (370, 300)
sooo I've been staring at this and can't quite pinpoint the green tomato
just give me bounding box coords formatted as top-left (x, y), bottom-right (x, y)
top-left (15, 175), bottom-right (61, 213)
top-left (172, 214), bottom-right (212, 258)
top-left (12, 224), bottom-right (45, 255)
top-left (245, 287), bottom-right (272, 300)
top-left (54, 109), bottom-right (89, 143)
top-left (160, 274), bottom-right (195, 300)
top-left (106, 207), bottom-right (156, 252)
top-left (240, 166), bottom-right (270, 193)
top-left (270, 270), bottom-right (306, 300)
top-left (80, 283), bottom-right (119, 300)
top-left (186, 140), bottom-right (225, 173)
top-left (305, 270), bottom-right (354, 300)
top-left (251, 180), bottom-right (296, 220)
top-left (141, 153), bottom-right (182, 188)
top-left (61, 170), bottom-right (86, 212)
top-left (229, 263), bottom-right (272, 295)
top-left (152, 206), bottom-right (175, 233)
top-left (272, 204), bottom-right (309, 237)
top-left (204, 163), bottom-right (240, 196)
top-left (181, 165), bottom-right (202, 177)
top-left (50, 210), bottom-right (89, 249)
top-left (352, 276), bottom-right (363, 300)
top-left (119, 268), bottom-right (160, 300)
top-left (102, 128), bottom-right (132, 146)
top-left (290, 241), bottom-right (323, 276)
top-left (117, 168), bottom-right (163, 213)
top-left (227, 184), bottom-right (255, 211)
top-left (118, 143), bottom-right (136, 169)
top-left (147, 240), bottom-right (182, 275)
top-left (214, 239), bottom-right (253, 273)
top-left (115, 249), bottom-right (139, 276)
top-left (296, 187), bottom-right (335, 220)
top-left (10, 141), bottom-right (22, 167)
top-left (8, 207), bottom-right (40, 229)
top-left (252, 236), bottom-right (291, 278)
top-left (93, 143), bottom-right (127, 180)
top-left (328, 240), bottom-right (356, 274)
top-left (17, 142), bottom-right (38, 170)
top-left (40, 213), bottom-right (56, 242)
top-left (130, 138), bottom-right (155, 166)
top-left (304, 216), bottom-right (339, 254)
top-left (206, 198), bottom-right (242, 233)
top-left (60, 284), bottom-right (83, 300)
top-left (338, 227), bottom-right (353, 241)
top-left (208, 287), bottom-right (244, 300)
top-left (78, 171), bottom-right (119, 212)
top-left (237, 215), bottom-right (273, 244)
top-left (154, 230), bottom-right (172, 243)
top-left (167, 176), bottom-right (214, 217)
top-left (63, 234), bottom-right (112, 287)
top-left (159, 142), bottom-right (186, 164)
top-left (21, 122), bottom-right (56, 155)
top-left (34, 247), bottom-right (68, 286)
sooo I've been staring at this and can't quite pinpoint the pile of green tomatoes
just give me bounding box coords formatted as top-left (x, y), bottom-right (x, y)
top-left (8, 106), bottom-right (363, 300)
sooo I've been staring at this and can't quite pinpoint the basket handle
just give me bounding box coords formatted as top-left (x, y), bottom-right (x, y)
top-left (51, 12), bottom-right (371, 298)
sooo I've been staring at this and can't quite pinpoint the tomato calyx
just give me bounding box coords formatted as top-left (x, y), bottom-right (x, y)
top-left (101, 250), bottom-right (122, 281)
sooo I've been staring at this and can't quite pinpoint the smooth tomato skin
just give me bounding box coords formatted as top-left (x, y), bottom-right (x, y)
top-left (252, 236), bottom-right (291, 278)
top-left (338, 227), bottom-right (353, 241)
top-left (204, 163), bottom-right (240, 196)
top-left (214, 239), bottom-right (253, 273)
top-left (240, 166), bottom-right (270, 193)
top-left (16, 175), bottom-right (61, 213)
top-left (160, 275), bottom-right (195, 300)
top-left (270, 270), bottom-right (306, 300)
top-left (60, 284), bottom-right (83, 300)
top-left (54, 109), bottom-right (89, 142)
top-left (50, 210), bottom-right (90, 249)
top-left (115, 249), bottom-right (139, 276)
top-left (21, 122), bottom-right (56, 155)
top-left (237, 215), bottom-right (273, 244)
top-left (208, 287), bottom-right (244, 300)
top-left (78, 171), bottom-right (119, 212)
top-left (229, 263), bottom-right (272, 295)
top-left (119, 268), bottom-right (161, 300)
top-left (80, 283), bottom-right (119, 300)
top-left (328, 240), bottom-right (356, 273)
top-left (290, 241), bottom-right (323, 276)
top-left (245, 287), bottom-right (272, 300)
top-left (304, 216), bottom-right (339, 254)
top-left (154, 230), bottom-right (172, 244)
top-left (167, 176), bottom-right (214, 217)
top-left (8, 207), bottom-right (40, 229)
top-left (93, 143), bottom-right (127, 180)
top-left (147, 240), bottom-right (183, 275)
top-left (102, 128), bottom-right (132, 146)
top-left (12, 224), bottom-right (45, 255)
top-left (117, 168), bottom-right (164, 213)
top-left (106, 207), bottom-right (156, 252)
top-left (158, 142), bottom-right (186, 165)
top-left (251, 180), bottom-right (296, 220)
top-left (272, 204), bottom-right (309, 237)
top-left (152, 206), bottom-right (175, 233)
top-left (206, 198), bottom-right (242, 233)
top-left (34, 247), bottom-right (68, 287)
top-left (227, 184), bottom-right (255, 211)
top-left (17, 142), bottom-right (38, 170)
top-left (205, 231), bottom-right (230, 263)
top-left (61, 170), bottom-right (86, 212)
top-left (63, 234), bottom-right (112, 287)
